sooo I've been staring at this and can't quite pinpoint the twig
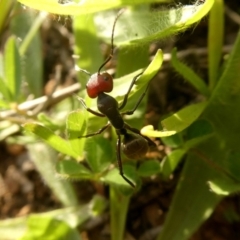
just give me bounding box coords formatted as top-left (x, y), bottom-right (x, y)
top-left (0, 82), bottom-right (80, 120)
top-left (225, 5), bottom-right (240, 25)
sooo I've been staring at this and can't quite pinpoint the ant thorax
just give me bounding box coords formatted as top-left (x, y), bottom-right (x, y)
top-left (97, 92), bottom-right (124, 130)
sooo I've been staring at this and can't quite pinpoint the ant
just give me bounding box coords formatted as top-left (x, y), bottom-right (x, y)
top-left (77, 9), bottom-right (156, 188)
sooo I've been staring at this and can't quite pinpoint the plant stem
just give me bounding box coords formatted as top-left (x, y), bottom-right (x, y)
top-left (110, 186), bottom-right (131, 240)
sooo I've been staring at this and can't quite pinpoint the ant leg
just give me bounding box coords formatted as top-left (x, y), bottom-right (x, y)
top-left (75, 95), bottom-right (105, 117)
top-left (79, 122), bottom-right (110, 138)
top-left (121, 82), bottom-right (150, 115)
top-left (125, 124), bottom-right (156, 147)
top-left (118, 72), bottom-right (143, 110)
top-left (116, 132), bottom-right (135, 188)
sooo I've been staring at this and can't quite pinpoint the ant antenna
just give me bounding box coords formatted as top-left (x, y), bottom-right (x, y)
top-left (97, 8), bottom-right (125, 74)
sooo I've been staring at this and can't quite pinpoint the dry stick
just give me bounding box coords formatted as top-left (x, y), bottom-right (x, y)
top-left (28, 65), bottom-right (63, 117)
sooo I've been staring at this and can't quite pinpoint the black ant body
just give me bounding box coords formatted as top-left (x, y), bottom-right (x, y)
top-left (77, 9), bottom-right (155, 187)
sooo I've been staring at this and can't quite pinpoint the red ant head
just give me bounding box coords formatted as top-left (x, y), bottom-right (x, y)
top-left (86, 72), bottom-right (113, 98)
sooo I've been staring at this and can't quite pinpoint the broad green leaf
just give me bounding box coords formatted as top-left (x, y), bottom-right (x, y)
top-left (161, 101), bottom-right (208, 132)
top-left (37, 112), bottom-right (62, 131)
top-left (17, 0), bottom-right (169, 15)
top-left (74, 13), bottom-right (102, 74)
top-left (171, 48), bottom-right (210, 97)
top-left (116, 42), bottom-right (149, 77)
top-left (159, 27), bottom-right (240, 240)
top-left (112, 49), bottom-right (163, 100)
top-left (183, 119), bottom-right (214, 149)
top-left (226, 151), bottom-right (240, 181)
top-left (185, 119), bottom-right (213, 141)
top-left (142, 102), bottom-right (208, 137)
top-left (0, 197), bottom-right (107, 239)
top-left (96, 1), bottom-right (214, 47)
top-left (138, 160), bottom-right (161, 177)
top-left (208, 178), bottom-right (240, 196)
top-left (4, 36), bottom-right (21, 101)
top-left (66, 110), bottom-right (87, 160)
top-left (84, 136), bottom-right (114, 173)
top-left (161, 132), bottom-right (183, 148)
top-left (21, 216), bottom-right (81, 240)
top-left (56, 160), bottom-right (92, 180)
top-left (104, 164), bottom-right (139, 191)
top-left (24, 122), bottom-right (78, 159)
top-left (161, 149), bottom-right (186, 178)
top-left (14, 10), bottom-right (45, 97)
top-left (158, 137), bottom-right (223, 240)
top-left (203, 30), bottom-right (240, 151)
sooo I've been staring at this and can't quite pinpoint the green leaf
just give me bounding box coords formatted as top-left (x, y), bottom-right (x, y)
top-left (104, 164), bottom-right (139, 191)
top-left (112, 49), bottom-right (163, 101)
top-left (17, 11), bottom-right (44, 97)
top-left (208, 178), bottom-right (240, 196)
top-left (142, 102), bottom-right (208, 138)
top-left (17, 0), bottom-right (170, 15)
top-left (183, 119), bottom-right (214, 150)
top-left (158, 138), bottom-right (223, 240)
top-left (208, 0), bottom-right (224, 90)
top-left (20, 216), bottom-right (81, 240)
top-left (96, 1), bottom-right (214, 47)
top-left (203, 30), bottom-right (240, 151)
top-left (4, 36), bottom-right (22, 101)
top-left (161, 149), bottom-right (186, 178)
top-left (24, 122), bottom-right (79, 159)
top-left (138, 160), bottom-right (161, 177)
top-left (171, 48), bottom-right (210, 97)
top-left (161, 101), bottom-right (208, 132)
top-left (160, 133), bottom-right (183, 148)
top-left (56, 159), bottom-right (92, 180)
top-left (185, 119), bottom-right (214, 141)
top-left (84, 136), bottom-right (114, 173)
top-left (73, 13), bottom-right (103, 73)
top-left (66, 110), bottom-right (87, 161)
top-left (0, 198), bottom-right (107, 239)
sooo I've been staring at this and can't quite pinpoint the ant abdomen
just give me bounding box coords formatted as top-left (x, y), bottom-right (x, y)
top-left (122, 133), bottom-right (149, 159)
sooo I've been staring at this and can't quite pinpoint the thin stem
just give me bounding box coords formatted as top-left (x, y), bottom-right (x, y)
top-left (110, 186), bottom-right (131, 240)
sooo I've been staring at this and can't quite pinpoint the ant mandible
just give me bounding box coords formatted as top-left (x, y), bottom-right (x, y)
top-left (77, 9), bottom-right (156, 188)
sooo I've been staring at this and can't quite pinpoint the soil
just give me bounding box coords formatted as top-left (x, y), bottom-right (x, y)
top-left (1, 2), bottom-right (240, 240)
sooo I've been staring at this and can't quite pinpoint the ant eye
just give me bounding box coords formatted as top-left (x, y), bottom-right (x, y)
top-left (98, 73), bottom-right (113, 93)
top-left (103, 75), bottom-right (109, 81)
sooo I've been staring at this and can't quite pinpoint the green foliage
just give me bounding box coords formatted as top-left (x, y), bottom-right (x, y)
top-left (0, 195), bottom-right (107, 239)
